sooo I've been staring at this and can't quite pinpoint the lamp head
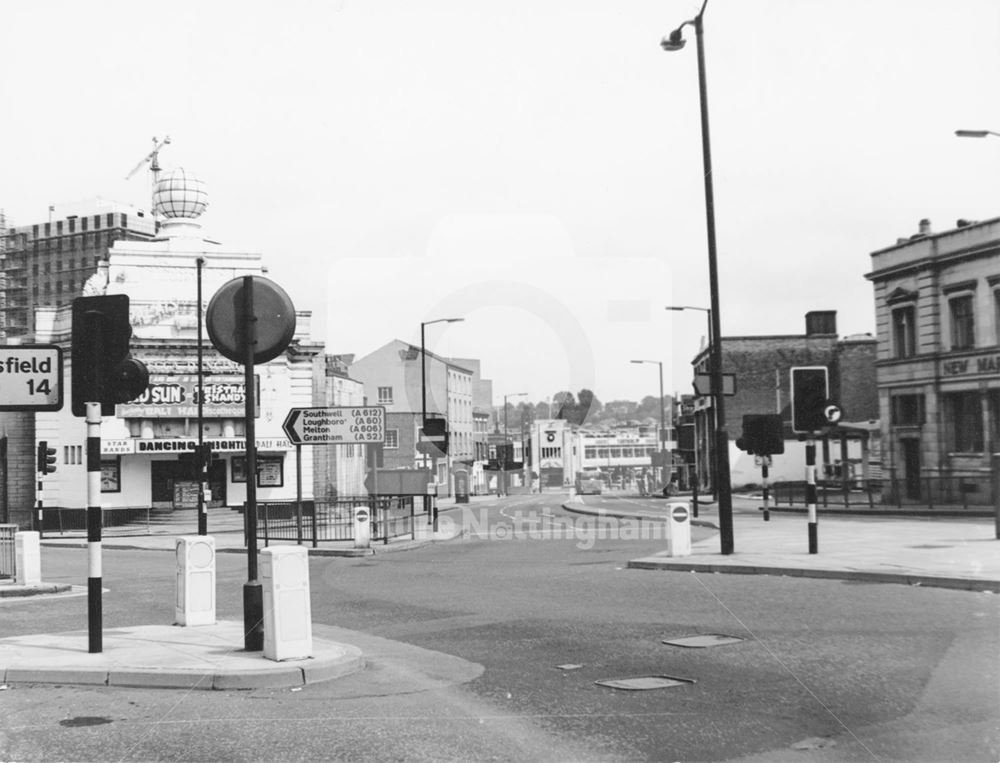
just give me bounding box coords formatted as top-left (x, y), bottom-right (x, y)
top-left (955, 129), bottom-right (990, 138)
top-left (661, 28), bottom-right (687, 51)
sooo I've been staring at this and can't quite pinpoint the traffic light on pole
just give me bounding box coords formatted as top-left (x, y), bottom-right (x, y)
top-left (739, 414), bottom-right (785, 456)
top-left (791, 366), bottom-right (829, 434)
top-left (37, 440), bottom-right (57, 474)
top-left (71, 295), bottom-right (149, 417)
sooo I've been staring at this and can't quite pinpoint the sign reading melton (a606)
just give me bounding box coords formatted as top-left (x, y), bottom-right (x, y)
top-left (0, 345), bottom-right (63, 411)
top-left (283, 406), bottom-right (386, 445)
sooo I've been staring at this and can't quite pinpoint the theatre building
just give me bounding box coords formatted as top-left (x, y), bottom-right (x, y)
top-left (866, 217), bottom-right (1000, 502)
top-left (31, 168), bottom-right (330, 515)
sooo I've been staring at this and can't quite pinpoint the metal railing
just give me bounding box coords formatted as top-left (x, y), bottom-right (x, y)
top-left (0, 524), bottom-right (16, 578)
top-left (255, 497), bottom-right (419, 547)
top-left (771, 474), bottom-right (997, 510)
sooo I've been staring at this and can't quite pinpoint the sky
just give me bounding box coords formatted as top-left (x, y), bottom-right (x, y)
top-left (2, 0), bottom-right (998, 407)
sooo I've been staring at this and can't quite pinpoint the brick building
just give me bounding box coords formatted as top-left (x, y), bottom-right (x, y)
top-left (691, 311), bottom-right (879, 487)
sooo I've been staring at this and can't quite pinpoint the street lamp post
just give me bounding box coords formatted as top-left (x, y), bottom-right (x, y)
top-left (662, 0), bottom-right (735, 554)
top-left (420, 317), bottom-right (464, 522)
top-left (420, 318), bottom-right (464, 461)
top-left (666, 305), bottom-right (716, 501)
top-left (955, 129), bottom-right (1000, 138)
top-left (630, 360), bottom-right (666, 490)
top-left (502, 392), bottom-right (527, 496)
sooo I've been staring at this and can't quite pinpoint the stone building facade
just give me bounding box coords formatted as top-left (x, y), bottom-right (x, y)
top-left (866, 217), bottom-right (1000, 503)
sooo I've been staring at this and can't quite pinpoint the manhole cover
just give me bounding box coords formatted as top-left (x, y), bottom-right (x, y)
top-left (595, 675), bottom-right (694, 691)
top-left (662, 634), bottom-right (745, 648)
top-left (59, 716), bottom-right (113, 728)
top-left (556, 664), bottom-right (583, 671)
top-left (908, 544), bottom-right (951, 549)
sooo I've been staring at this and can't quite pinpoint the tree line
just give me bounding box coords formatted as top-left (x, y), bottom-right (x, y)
top-left (497, 389), bottom-right (671, 430)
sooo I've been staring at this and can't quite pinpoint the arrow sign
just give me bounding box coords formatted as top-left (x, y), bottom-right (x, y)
top-left (282, 406), bottom-right (385, 445)
top-left (693, 373), bottom-right (737, 397)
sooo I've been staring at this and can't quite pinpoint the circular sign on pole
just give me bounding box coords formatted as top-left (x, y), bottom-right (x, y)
top-left (355, 508), bottom-right (369, 523)
top-left (824, 404), bottom-right (842, 425)
top-left (671, 505), bottom-right (689, 523)
top-left (206, 276), bottom-right (296, 365)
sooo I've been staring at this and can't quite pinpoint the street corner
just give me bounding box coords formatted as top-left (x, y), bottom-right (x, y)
top-left (0, 621), bottom-right (366, 691)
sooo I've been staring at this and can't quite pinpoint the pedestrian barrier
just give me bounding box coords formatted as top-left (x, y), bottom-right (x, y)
top-left (255, 497), bottom-right (417, 548)
top-left (0, 524), bottom-right (17, 578)
top-left (771, 474), bottom-right (996, 511)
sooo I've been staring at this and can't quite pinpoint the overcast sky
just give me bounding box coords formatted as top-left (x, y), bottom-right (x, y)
top-left (2, 0), bottom-right (998, 406)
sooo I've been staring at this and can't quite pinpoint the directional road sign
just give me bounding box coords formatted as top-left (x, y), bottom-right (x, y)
top-left (282, 406), bottom-right (385, 445)
top-left (0, 345), bottom-right (63, 411)
top-left (693, 373), bottom-right (736, 397)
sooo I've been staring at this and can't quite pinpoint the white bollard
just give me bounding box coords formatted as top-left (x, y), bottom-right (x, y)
top-left (354, 505), bottom-right (372, 548)
top-left (667, 502), bottom-right (692, 557)
top-left (261, 545), bottom-right (312, 661)
top-left (15, 531), bottom-right (42, 586)
top-left (175, 536), bottom-right (216, 626)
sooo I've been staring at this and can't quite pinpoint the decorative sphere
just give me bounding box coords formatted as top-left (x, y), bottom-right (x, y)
top-left (153, 168), bottom-right (208, 219)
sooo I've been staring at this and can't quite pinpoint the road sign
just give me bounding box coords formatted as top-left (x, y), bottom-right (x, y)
top-left (671, 505), bottom-right (689, 523)
top-left (0, 345), bottom-right (63, 411)
top-left (693, 373), bottom-right (736, 397)
top-left (824, 404), bottom-right (842, 424)
top-left (282, 406), bottom-right (385, 445)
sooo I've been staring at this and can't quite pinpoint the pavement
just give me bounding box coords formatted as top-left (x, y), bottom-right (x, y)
top-left (564, 492), bottom-right (1000, 593)
top-left (2, 491), bottom-right (998, 692)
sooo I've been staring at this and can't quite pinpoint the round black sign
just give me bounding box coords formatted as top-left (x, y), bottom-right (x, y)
top-left (206, 276), bottom-right (296, 365)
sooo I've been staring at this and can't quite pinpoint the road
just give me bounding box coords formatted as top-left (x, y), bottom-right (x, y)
top-left (2, 493), bottom-right (997, 762)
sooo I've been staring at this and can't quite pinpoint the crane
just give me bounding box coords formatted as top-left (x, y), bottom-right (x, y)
top-left (125, 136), bottom-right (171, 181)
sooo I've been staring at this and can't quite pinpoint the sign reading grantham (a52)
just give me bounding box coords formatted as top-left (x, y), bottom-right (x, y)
top-left (282, 406), bottom-right (385, 445)
top-left (0, 345), bottom-right (63, 411)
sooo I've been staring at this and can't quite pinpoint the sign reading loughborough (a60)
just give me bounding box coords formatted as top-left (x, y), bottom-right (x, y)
top-left (0, 345), bottom-right (63, 411)
top-left (282, 406), bottom-right (385, 445)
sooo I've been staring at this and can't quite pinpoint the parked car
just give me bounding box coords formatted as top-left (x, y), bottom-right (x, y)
top-left (575, 470), bottom-right (603, 495)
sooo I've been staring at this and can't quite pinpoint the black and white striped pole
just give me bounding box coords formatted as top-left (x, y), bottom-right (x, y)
top-left (805, 439), bottom-right (817, 554)
top-left (86, 401), bottom-right (103, 652)
top-left (761, 459), bottom-right (770, 522)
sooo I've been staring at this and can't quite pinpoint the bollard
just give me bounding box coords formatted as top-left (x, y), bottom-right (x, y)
top-left (667, 502), bottom-right (692, 557)
top-left (15, 531), bottom-right (42, 586)
top-left (175, 536), bottom-right (216, 626)
top-left (261, 546), bottom-right (312, 661)
top-left (353, 505), bottom-right (371, 548)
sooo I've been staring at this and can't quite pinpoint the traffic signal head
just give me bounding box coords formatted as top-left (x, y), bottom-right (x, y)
top-left (37, 441), bottom-right (57, 474)
top-left (71, 295), bottom-right (150, 416)
top-left (742, 414), bottom-right (785, 456)
top-left (791, 366), bottom-right (829, 434)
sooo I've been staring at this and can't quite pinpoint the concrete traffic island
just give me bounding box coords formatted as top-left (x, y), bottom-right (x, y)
top-left (0, 620), bottom-right (364, 690)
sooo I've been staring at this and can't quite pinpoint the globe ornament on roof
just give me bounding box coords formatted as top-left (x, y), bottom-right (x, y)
top-left (153, 168), bottom-right (208, 220)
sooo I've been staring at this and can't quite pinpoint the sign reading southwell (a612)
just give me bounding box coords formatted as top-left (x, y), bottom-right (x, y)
top-left (0, 345), bottom-right (63, 411)
top-left (283, 406), bottom-right (385, 445)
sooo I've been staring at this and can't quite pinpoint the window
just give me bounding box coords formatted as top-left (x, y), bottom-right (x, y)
top-left (942, 391), bottom-right (983, 453)
top-left (995, 288), bottom-right (1000, 345)
top-left (377, 386), bottom-right (393, 404)
top-left (68, 218), bottom-right (76, 233)
top-left (989, 390), bottom-right (1000, 452)
top-left (106, 213), bottom-right (114, 227)
top-left (385, 429), bottom-right (399, 449)
top-left (890, 394), bottom-right (924, 426)
top-left (540, 446), bottom-right (560, 459)
top-left (949, 294), bottom-right (975, 349)
top-left (81, 217), bottom-right (88, 231)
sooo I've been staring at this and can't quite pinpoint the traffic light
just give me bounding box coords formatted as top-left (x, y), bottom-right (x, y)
top-left (71, 295), bottom-right (149, 417)
top-left (791, 366), bottom-right (829, 434)
top-left (739, 414), bottom-right (785, 456)
top-left (37, 440), bottom-right (57, 474)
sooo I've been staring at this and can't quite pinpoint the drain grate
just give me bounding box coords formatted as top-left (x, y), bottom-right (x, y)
top-left (556, 664), bottom-right (583, 671)
top-left (908, 544), bottom-right (952, 549)
top-left (595, 675), bottom-right (694, 691)
top-left (662, 633), bottom-right (745, 648)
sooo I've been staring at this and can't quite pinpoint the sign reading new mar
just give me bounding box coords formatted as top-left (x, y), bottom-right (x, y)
top-left (283, 406), bottom-right (386, 445)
